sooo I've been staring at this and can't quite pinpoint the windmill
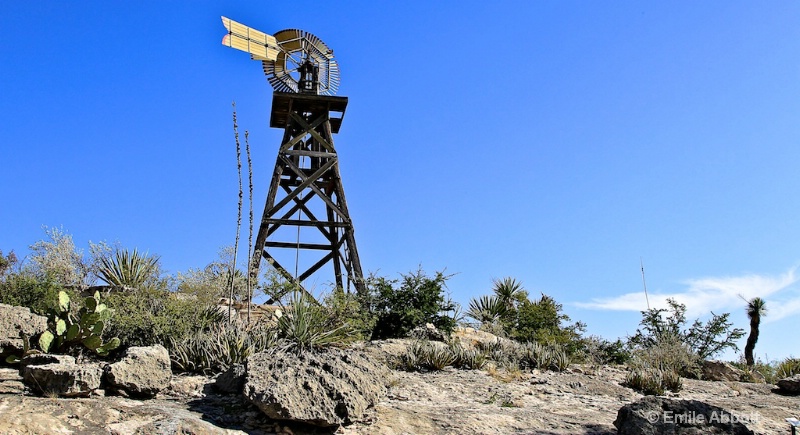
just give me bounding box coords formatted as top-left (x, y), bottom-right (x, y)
top-left (221, 17), bottom-right (365, 297)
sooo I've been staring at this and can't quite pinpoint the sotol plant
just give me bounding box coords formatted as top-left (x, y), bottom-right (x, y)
top-left (97, 248), bottom-right (159, 288)
top-left (39, 290), bottom-right (120, 356)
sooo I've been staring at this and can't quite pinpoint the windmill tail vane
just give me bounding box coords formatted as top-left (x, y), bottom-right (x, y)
top-left (221, 16), bottom-right (280, 62)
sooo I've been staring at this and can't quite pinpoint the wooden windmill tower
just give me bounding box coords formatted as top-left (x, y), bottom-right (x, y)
top-left (221, 17), bottom-right (365, 296)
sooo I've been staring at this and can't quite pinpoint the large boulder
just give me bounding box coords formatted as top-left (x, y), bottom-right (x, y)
top-left (614, 396), bottom-right (755, 434)
top-left (244, 347), bottom-right (388, 427)
top-left (0, 304), bottom-right (47, 359)
top-left (702, 360), bottom-right (744, 382)
top-left (105, 345), bottom-right (171, 398)
top-left (21, 357), bottom-right (103, 398)
top-left (777, 375), bottom-right (800, 395)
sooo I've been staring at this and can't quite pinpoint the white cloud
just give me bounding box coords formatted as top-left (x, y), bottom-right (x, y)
top-left (575, 266), bottom-right (800, 320)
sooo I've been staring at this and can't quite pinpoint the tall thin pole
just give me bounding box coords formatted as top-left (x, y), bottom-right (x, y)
top-left (640, 257), bottom-right (651, 310)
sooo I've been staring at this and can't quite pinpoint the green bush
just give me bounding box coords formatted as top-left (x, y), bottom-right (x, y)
top-left (321, 287), bottom-right (375, 341)
top-left (628, 332), bottom-right (701, 379)
top-left (628, 298), bottom-right (744, 360)
top-left (367, 269), bottom-right (457, 340)
top-left (0, 250), bottom-right (17, 278)
top-left (581, 336), bottom-right (631, 366)
top-left (504, 294), bottom-right (586, 355)
top-left (104, 286), bottom-right (225, 347)
top-left (0, 273), bottom-right (71, 315)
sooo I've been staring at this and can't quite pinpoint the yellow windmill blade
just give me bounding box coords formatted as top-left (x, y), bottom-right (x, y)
top-left (221, 16), bottom-right (280, 61)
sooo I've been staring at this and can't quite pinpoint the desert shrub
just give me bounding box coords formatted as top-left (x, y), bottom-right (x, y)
top-left (27, 226), bottom-right (89, 287)
top-left (504, 294), bottom-right (586, 355)
top-left (628, 332), bottom-right (701, 379)
top-left (168, 323), bottom-right (277, 374)
top-left (470, 338), bottom-right (571, 372)
top-left (731, 356), bottom-right (799, 384)
top-left (367, 269), bottom-right (457, 340)
top-left (0, 250), bottom-right (17, 278)
top-left (176, 246), bottom-right (264, 304)
top-left (467, 278), bottom-right (585, 353)
top-left (776, 357), bottom-right (800, 378)
top-left (580, 336), bottom-right (631, 366)
top-left (731, 356), bottom-right (778, 384)
top-left (0, 273), bottom-right (73, 315)
top-left (277, 291), bottom-right (355, 350)
top-left (628, 298), bottom-right (744, 360)
top-left (104, 286), bottom-right (226, 347)
top-left (321, 287), bottom-right (376, 341)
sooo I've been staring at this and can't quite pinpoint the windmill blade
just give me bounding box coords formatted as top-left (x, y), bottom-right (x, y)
top-left (258, 29), bottom-right (341, 96)
top-left (221, 16), bottom-right (280, 61)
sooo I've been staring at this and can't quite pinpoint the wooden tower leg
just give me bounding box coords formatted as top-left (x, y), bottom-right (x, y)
top-left (251, 93), bottom-right (365, 298)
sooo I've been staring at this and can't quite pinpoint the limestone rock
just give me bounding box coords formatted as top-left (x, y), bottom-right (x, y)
top-left (777, 375), bottom-right (800, 395)
top-left (214, 363), bottom-right (245, 394)
top-left (702, 360), bottom-right (744, 382)
top-left (21, 360), bottom-right (103, 397)
top-left (244, 347), bottom-right (388, 427)
top-left (106, 345), bottom-right (171, 398)
top-left (0, 368), bottom-right (25, 394)
top-left (614, 396), bottom-right (755, 434)
top-left (18, 353), bottom-right (74, 374)
top-left (410, 323), bottom-right (446, 341)
top-left (0, 304), bottom-right (47, 359)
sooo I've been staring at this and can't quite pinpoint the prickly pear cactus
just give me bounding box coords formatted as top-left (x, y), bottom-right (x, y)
top-left (39, 291), bottom-right (121, 356)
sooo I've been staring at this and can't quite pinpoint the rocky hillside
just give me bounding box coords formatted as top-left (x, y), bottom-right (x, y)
top-left (0, 338), bottom-right (797, 434)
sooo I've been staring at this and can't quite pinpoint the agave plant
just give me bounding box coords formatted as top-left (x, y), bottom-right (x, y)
top-left (168, 322), bottom-right (277, 374)
top-left (96, 248), bottom-right (160, 288)
top-left (426, 344), bottom-right (457, 370)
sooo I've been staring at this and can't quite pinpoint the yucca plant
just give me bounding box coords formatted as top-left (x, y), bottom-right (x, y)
top-left (492, 277), bottom-right (527, 312)
top-left (96, 248), bottom-right (160, 288)
top-left (466, 295), bottom-right (506, 324)
top-left (277, 291), bottom-right (354, 351)
top-left (743, 297), bottom-right (767, 367)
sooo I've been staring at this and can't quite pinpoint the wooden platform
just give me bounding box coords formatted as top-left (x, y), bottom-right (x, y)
top-left (270, 92), bottom-right (348, 133)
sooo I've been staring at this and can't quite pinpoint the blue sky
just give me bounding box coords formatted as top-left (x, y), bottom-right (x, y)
top-left (2, 2), bottom-right (799, 361)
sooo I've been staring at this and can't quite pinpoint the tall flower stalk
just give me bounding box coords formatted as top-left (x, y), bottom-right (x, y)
top-left (230, 102), bottom-right (243, 322)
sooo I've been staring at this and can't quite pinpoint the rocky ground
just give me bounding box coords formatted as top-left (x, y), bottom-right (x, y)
top-left (0, 340), bottom-right (797, 434)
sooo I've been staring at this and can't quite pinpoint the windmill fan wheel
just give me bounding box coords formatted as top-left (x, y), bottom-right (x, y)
top-left (262, 29), bottom-right (340, 96)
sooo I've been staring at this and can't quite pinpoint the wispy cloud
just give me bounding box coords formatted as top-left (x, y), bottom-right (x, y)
top-left (575, 266), bottom-right (800, 321)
